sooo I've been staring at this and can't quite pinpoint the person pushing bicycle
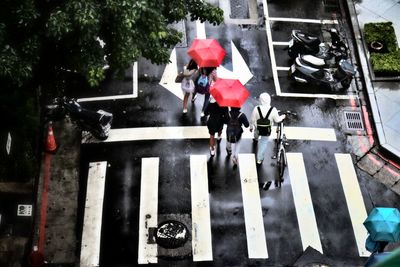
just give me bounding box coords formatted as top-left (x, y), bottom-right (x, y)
top-left (250, 93), bottom-right (286, 165)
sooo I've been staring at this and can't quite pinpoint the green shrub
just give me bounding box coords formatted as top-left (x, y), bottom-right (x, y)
top-left (364, 22), bottom-right (398, 52)
top-left (370, 51), bottom-right (400, 76)
top-left (364, 22), bottom-right (400, 76)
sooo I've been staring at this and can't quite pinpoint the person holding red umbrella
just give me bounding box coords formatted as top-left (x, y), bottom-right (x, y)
top-left (204, 95), bottom-right (228, 156)
top-left (188, 38), bottom-right (225, 118)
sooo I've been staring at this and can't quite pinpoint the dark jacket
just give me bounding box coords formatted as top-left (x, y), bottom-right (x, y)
top-left (226, 109), bottom-right (249, 142)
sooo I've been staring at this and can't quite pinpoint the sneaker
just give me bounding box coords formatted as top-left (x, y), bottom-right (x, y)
top-left (256, 160), bottom-right (263, 165)
top-left (210, 147), bottom-right (215, 156)
top-left (262, 181), bottom-right (272, 191)
top-left (183, 108), bottom-right (187, 113)
top-left (200, 111), bottom-right (205, 117)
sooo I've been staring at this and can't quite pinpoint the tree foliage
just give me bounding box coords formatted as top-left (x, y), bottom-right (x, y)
top-left (0, 0), bottom-right (224, 89)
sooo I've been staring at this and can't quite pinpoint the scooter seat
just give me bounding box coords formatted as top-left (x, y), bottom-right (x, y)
top-left (301, 55), bottom-right (326, 68)
top-left (295, 31), bottom-right (321, 46)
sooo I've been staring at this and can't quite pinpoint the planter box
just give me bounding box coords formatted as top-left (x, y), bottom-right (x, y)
top-left (363, 22), bottom-right (400, 81)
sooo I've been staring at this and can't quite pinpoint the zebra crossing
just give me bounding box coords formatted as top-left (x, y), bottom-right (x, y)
top-left (79, 152), bottom-right (370, 266)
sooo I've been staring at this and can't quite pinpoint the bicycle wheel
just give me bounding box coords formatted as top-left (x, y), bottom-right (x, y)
top-left (278, 150), bottom-right (286, 187)
top-left (275, 124), bottom-right (283, 156)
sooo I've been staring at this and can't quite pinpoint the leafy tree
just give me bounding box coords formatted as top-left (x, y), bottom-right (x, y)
top-left (0, 0), bottom-right (223, 180)
top-left (0, 0), bottom-right (224, 89)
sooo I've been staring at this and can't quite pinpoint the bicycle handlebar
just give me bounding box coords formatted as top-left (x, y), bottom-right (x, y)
top-left (277, 110), bottom-right (297, 117)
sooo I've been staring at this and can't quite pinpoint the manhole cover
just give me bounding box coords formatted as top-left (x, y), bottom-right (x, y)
top-left (344, 111), bottom-right (364, 131)
top-left (156, 220), bottom-right (189, 249)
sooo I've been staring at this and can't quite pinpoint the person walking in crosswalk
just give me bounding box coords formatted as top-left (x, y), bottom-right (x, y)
top-left (205, 96), bottom-right (228, 156)
top-left (226, 107), bottom-right (249, 166)
top-left (250, 92), bottom-right (285, 165)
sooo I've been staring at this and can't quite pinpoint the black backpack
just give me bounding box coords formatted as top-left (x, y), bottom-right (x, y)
top-left (227, 112), bottom-right (243, 143)
top-left (256, 106), bottom-right (273, 136)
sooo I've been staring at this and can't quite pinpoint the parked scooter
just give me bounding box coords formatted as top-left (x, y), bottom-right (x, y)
top-left (44, 97), bottom-right (113, 140)
top-left (289, 56), bottom-right (357, 91)
top-left (288, 28), bottom-right (348, 65)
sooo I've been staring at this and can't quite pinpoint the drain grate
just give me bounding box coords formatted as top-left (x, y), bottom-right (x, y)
top-left (344, 111), bottom-right (364, 130)
top-left (230, 0), bottom-right (249, 19)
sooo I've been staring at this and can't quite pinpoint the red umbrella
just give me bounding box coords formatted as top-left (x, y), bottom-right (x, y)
top-left (210, 79), bottom-right (250, 107)
top-left (187, 39), bottom-right (226, 67)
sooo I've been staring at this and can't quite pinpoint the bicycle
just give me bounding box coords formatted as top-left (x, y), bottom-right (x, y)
top-left (272, 111), bottom-right (296, 188)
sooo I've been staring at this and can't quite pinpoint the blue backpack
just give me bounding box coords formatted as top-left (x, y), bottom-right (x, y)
top-left (196, 75), bottom-right (209, 94)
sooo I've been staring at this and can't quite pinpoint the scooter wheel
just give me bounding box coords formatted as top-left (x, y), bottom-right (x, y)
top-left (341, 79), bottom-right (351, 90)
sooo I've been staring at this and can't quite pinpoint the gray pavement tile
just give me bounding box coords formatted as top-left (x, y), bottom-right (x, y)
top-left (374, 91), bottom-right (400, 123)
top-left (355, 4), bottom-right (387, 28)
top-left (391, 181), bottom-right (400, 195)
top-left (386, 112), bottom-right (400, 134)
top-left (383, 125), bottom-right (400, 152)
top-left (346, 135), bottom-right (372, 158)
top-left (357, 153), bottom-right (386, 175)
top-left (373, 162), bottom-right (400, 187)
top-left (358, 0), bottom-right (398, 17)
top-left (381, 4), bottom-right (400, 27)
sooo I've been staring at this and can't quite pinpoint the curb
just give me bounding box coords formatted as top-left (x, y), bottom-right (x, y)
top-left (344, 0), bottom-right (400, 161)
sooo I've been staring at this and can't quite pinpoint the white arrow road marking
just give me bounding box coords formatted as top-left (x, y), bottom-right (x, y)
top-left (238, 153), bottom-right (269, 259)
top-left (159, 20), bottom-right (254, 100)
top-left (196, 21), bottom-right (253, 84)
top-left (80, 161), bottom-right (107, 267)
top-left (191, 155), bottom-right (213, 261)
top-left (287, 153), bottom-right (323, 254)
top-left (82, 125), bottom-right (336, 143)
top-left (138, 158), bottom-right (159, 264)
top-left (196, 20), bottom-right (206, 39)
top-left (159, 48), bottom-right (184, 100)
top-left (78, 63), bottom-right (138, 102)
top-left (217, 41), bottom-right (253, 85)
top-left (335, 154), bottom-right (370, 257)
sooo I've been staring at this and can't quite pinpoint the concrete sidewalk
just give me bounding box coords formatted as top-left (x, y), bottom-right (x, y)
top-left (349, 0), bottom-right (400, 158)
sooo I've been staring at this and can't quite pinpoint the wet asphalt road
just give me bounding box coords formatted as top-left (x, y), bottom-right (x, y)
top-left (75, 1), bottom-right (400, 266)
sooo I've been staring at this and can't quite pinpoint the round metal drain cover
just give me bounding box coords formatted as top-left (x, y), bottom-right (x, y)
top-left (155, 220), bottom-right (189, 249)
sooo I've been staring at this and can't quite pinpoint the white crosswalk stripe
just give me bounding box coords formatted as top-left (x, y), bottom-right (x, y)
top-left (138, 158), bottom-right (159, 264)
top-left (335, 154), bottom-right (370, 257)
top-left (81, 152), bottom-right (369, 264)
top-left (80, 161), bottom-right (107, 267)
top-left (82, 125), bottom-right (337, 143)
top-left (238, 153), bottom-right (269, 259)
top-left (287, 153), bottom-right (323, 253)
top-left (190, 155), bottom-right (213, 261)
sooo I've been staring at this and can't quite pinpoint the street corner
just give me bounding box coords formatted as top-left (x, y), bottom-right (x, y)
top-left (356, 152), bottom-right (385, 176)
